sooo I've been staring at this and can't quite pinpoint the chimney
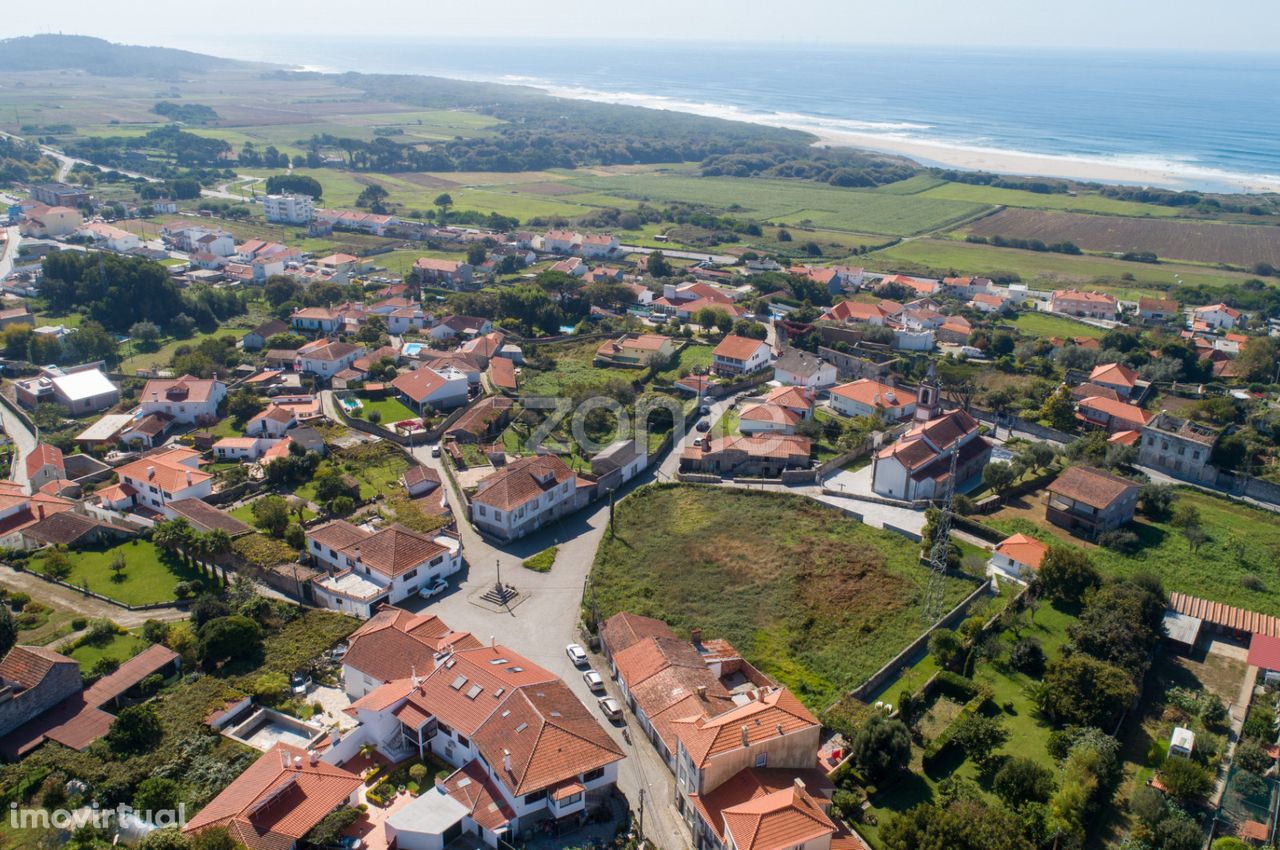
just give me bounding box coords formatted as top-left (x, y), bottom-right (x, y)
top-left (690, 627), bottom-right (702, 646)
top-left (151, 392), bottom-right (158, 402)
top-left (146, 466), bottom-right (155, 479)
top-left (308, 750), bottom-right (317, 766)
top-left (696, 685), bottom-right (707, 699)
top-left (740, 725), bottom-right (750, 747)
top-left (293, 755), bottom-right (302, 770)
top-left (776, 723), bottom-right (784, 737)
top-left (502, 749), bottom-right (512, 773)
top-left (185, 470), bottom-right (192, 486)
top-left (280, 749), bottom-right (290, 769)
top-left (490, 635), bottom-right (496, 649)
top-left (37, 504), bottom-right (45, 520)
top-left (793, 777), bottom-right (806, 798)
top-left (434, 776), bottom-right (448, 793)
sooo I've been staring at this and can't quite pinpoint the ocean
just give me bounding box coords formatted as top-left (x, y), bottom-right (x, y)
top-left (194, 37), bottom-right (1280, 193)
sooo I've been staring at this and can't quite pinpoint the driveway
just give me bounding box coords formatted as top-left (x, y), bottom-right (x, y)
top-left (0, 225), bottom-right (20, 281)
top-left (0, 396), bottom-right (38, 488)
top-left (401, 442), bottom-right (689, 850)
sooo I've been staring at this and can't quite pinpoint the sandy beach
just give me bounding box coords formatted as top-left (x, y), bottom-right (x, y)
top-left (810, 129), bottom-right (1280, 194)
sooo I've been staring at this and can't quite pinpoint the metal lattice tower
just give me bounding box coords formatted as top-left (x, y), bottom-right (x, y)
top-left (922, 447), bottom-right (960, 624)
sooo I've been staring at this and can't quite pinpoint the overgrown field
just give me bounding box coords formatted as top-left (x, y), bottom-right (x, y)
top-left (965, 207), bottom-right (1280, 267)
top-left (590, 485), bottom-right (972, 709)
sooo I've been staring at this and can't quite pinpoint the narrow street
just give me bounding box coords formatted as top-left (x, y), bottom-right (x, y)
top-left (0, 395), bottom-right (38, 488)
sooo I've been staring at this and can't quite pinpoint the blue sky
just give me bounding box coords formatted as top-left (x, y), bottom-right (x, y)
top-left (3, 0), bottom-right (1278, 51)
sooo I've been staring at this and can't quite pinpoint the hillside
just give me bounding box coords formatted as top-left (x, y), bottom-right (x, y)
top-left (0, 34), bottom-right (240, 76)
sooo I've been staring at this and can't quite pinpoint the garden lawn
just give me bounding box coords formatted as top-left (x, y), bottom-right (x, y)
top-left (590, 485), bottom-right (971, 709)
top-left (655, 344), bottom-right (714, 383)
top-left (989, 489), bottom-right (1280, 614)
top-left (1010, 311), bottom-right (1107, 340)
top-left (356, 395), bottom-right (420, 426)
top-left (523, 546), bottom-right (558, 573)
top-left (67, 631), bottom-right (149, 673)
top-left (31, 539), bottom-right (202, 606)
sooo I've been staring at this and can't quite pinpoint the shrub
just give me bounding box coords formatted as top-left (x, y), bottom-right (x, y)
top-left (107, 704), bottom-right (163, 754)
top-left (1159, 757), bottom-right (1212, 802)
top-left (83, 618), bottom-right (119, 646)
top-left (71, 616), bottom-right (88, 631)
top-left (993, 757), bottom-right (1056, 807)
top-left (1241, 573), bottom-right (1265, 592)
top-left (1008, 638), bottom-right (1045, 676)
top-left (1098, 529), bottom-right (1140, 554)
top-left (1234, 740), bottom-right (1273, 774)
top-left (851, 714), bottom-right (911, 781)
top-left (8, 592), bottom-right (30, 609)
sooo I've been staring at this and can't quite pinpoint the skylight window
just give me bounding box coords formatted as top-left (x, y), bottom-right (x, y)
top-left (450, 675), bottom-right (467, 690)
top-left (466, 684), bottom-right (483, 700)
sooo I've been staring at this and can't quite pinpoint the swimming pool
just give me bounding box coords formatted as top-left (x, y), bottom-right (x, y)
top-left (340, 397), bottom-right (363, 415)
top-left (402, 342), bottom-right (426, 357)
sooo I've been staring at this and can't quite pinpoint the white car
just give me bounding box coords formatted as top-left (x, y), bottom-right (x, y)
top-left (418, 577), bottom-right (448, 599)
top-left (565, 643), bottom-right (588, 667)
top-left (583, 670), bottom-right (605, 692)
top-left (597, 696), bottom-right (623, 721)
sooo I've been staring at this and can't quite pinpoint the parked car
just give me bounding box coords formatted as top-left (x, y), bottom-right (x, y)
top-left (289, 673), bottom-right (311, 695)
top-left (696, 420), bottom-right (711, 433)
top-left (583, 670), bottom-right (605, 692)
top-left (419, 577), bottom-right (448, 599)
top-left (430, 444), bottom-right (441, 458)
top-left (597, 696), bottom-right (623, 721)
top-left (565, 643), bottom-right (588, 666)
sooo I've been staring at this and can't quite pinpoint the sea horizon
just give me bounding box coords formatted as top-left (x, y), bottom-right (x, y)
top-left (169, 35), bottom-right (1280, 194)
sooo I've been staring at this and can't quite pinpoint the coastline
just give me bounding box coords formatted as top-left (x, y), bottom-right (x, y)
top-left (808, 129), bottom-right (1280, 194)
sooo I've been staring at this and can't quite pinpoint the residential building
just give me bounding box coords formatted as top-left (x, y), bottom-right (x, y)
top-left (211, 437), bottom-right (279, 461)
top-left (537, 230), bottom-right (619, 257)
top-left (987, 533), bottom-right (1049, 583)
top-left (403, 464), bottom-right (442, 498)
top-left (470, 455), bottom-right (582, 541)
top-left (761, 386), bottom-right (815, 420)
top-left (242, 318), bottom-right (289, 351)
top-left (391, 366), bottom-right (470, 412)
top-left (829, 379), bottom-right (915, 421)
top-left (315, 208), bottom-right (399, 236)
top-left (549, 256), bottom-right (587, 277)
top-left (1050, 290), bottom-right (1118, 321)
top-left (112, 446), bottom-right (213, 517)
top-left (307, 521), bottom-right (463, 618)
top-left (337, 642), bottom-right (625, 845)
top-left (31, 183), bottom-right (91, 207)
top-left (1138, 297), bottom-right (1180, 324)
top-left (1139, 412), bottom-right (1220, 485)
top-left (1046, 466), bottom-right (1139, 539)
top-left (139, 375), bottom-right (227, 424)
top-left (737, 403), bottom-right (801, 435)
top-left (340, 608), bottom-right (480, 698)
top-left (413, 257), bottom-right (474, 289)
top-left (295, 339), bottom-right (364, 379)
top-left (941, 276), bottom-right (994, 298)
top-left (1088, 362), bottom-right (1141, 399)
top-left (261, 193), bottom-right (315, 224)
top-left (77, 221), bottom-right (141, 253)
top-left (789, 265), bottom-right (863, 295)
top-left (772, 348), bottom-right (837, 389)
top-left (680, 435), bottom-right (812, 478)
top-left (1076, 396), bottom-right (1152, 434)
top-left (823, 300), bottom-right (894, 326)
top-left (712, 335), bottom-right (773, 377)
top-left (14, 365), bottom-right (119, 414)
top-left (937, 316), bottom-right (973, 345)
top-left (0, 646), bottom-right (82, 740)
top-left (24, 444), bottom-right (65, 493)
top-left (968, 292), bottom-right (1007, 313)
top-left (183, 743), bottom-right (363, 850)
top-left (18, 205), bottom-right (82, 238)
top-left (1192, 302), bottom-right (1244, 330)
top-left (444, 396), bottom-right (515, 444)
top-left (649, 281), bottom-right (743, 321)
top-left (594, 333), bottom-right (677, 366)
top-left (386, 306), bottom-right (430, 335)
top-left (0, 482), bottom-right (81, 551)
top-left (290, 306), bottom-right (343, 334)
top-left (590, 439), bottom-right (648, 489)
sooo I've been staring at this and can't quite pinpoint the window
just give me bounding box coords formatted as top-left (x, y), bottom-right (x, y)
top-left (582, 767), bottom-right (605, 783)
top-left (754, 752), bottom-right (768, 767)
top-left (478, 506), bottom-right (487, 517)
top-left (1193, 451), bottom-right (1201, 460)
top-left (457, 735), bottom-right (469, 748)
top-left (430, 556), bottom-right (443, 567)
top-left (437, 722), bottom-right (453, 737)
top-left (494, 511), bottom-right (503, 521)
top-left (403, 569), bottom-right (417, 582)
top-left (524, 789), bottom-right (547, 805)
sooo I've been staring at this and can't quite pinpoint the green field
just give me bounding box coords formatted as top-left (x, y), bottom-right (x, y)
top-left (567, 173), bottom-right (992, 236)
top-left (1010, 311), bottom-right (1107, 340)
top-left (354, 394), bottom-right (420, 425)
top-left (654, 344), bottom-right (714, 383)
top-left (518, 340), bottom-right (640, 397)
top-left (991, 490), bottom-right (1280, 614)
top-left (67, 631), bottom-right (150, 673)
top-left (918, 182), bottom-right (1184, 217)
top-left (590, 485), bottom-right (971, 709)
top-left (32, 539), bottom-right (202, 606)
top-left (867, 237), bottom-right (1256, 297)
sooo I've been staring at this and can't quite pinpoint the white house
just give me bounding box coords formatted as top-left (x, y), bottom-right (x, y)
top-left (1192, 302), bottom-right (1243, 330)
top-left (295, 340), bottom-right (364, 378)
top-left (78, 222), bottom-right (141, 253)
top-left (211, 437), bottom-right (280, 461)
top-left (470, 455), bottom-right (581, 541)
top-left (987, 533), bottom-right (1049, 583)
top-left (829, 379), bottom-right (916, 421)
top-left (307, 520), bottom-right (463, 618)
top-left (112, 447), bottom-right (214, 516)
top-left (772, 348), bottom-right (837, 389)
top-left (291, 306), bottom-right (344, 334)
top-left (245, 404), bottom-right (297, 438)
top-left (387, 307), bottom-right (430, 335)
top-left (711, 335), bottom-right (773, 377)
top-left (391, 366), bottom-right (469, 413)
top-left (138, 375), bottom-right (227, 424)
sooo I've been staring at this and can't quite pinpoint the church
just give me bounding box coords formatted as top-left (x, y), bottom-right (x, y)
top-left (870, 369), bottom-right (993, 502)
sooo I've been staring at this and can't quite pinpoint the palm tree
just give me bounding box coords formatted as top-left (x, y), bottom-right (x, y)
top-left (153, 518), bottom-right (196, 559)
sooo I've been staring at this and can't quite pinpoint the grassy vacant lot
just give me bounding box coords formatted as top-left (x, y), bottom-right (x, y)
top-left (31, 539), bottom-right (201, 606)
top-left (867, 237), bottom-right (1258, 298)
top-left (568, 173), bottom-right (991, 236)
top-left (1010, 311), bottom-right (1107, 340)
top-left (590, 485), bottom-right (971, 709)
top-left (67, 631), bottom-right (149, 673)
top-left (990, 489), bottom-right (1280, 613)
top-left (654, 344), bottom-right (713, 383)
top-left (519, 340), bottom-right (639, 397)
top-left (355, 394), bottom-right (420, 425)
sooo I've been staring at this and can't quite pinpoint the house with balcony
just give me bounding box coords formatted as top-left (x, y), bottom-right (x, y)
top-left (110, 446), bottom-right (214, 518)
top-left (306, 520), bottom-right (462, 618)
top-left (712, 335), bottom-right (773, 378)
top-left (138, 375), bottom-right (226, 424)
top-left (1046, 466), bottom-right (1139, 539)
top-left (1050, 290), bottom-right (1118, 321)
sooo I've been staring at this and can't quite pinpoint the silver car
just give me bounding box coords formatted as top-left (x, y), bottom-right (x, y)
top-left (583, 670), bottom-right (605, 692)
top-left (565, 643), bottom-right (588, 666)
top-left (598, 696), bottom-right (623, 721)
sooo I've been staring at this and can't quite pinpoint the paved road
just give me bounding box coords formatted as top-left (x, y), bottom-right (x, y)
top-left (0, 396), bottom-right (38, 488)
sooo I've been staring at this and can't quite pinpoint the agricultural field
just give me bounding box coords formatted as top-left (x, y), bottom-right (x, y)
top-left (1009, 311), bottom-right (1107, 340)
top-left (918, 182), bottom-right (1186, 217)
top-left (589, 485), bottom-right (972, 709)
top-left (566, 173), bottom-right (993, 236)
top-left (988, 489), bottom-right (1280, 613)
top-left (867, 237), bottom-right (1260, 298)
top-left (963, 207), bottom-right (1280, 268)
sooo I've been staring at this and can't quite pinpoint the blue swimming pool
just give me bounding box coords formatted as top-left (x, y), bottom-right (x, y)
top-left (402, 342), bottom-right (426, 357)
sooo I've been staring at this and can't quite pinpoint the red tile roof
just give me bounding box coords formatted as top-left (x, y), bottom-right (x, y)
top-left (1077, 396), bottom-right (1152, 428)
top-left (713, 335), bottom-right (770, 362)
top-left (672, 687), bottom-right (819, 768)
top-left (1089, 362), bottom-right (1139, 388)
top-left (994, 534), bottom-right (1048, 571)
top-left (830, 380), bottom-right (911, 412)
top-left (141, 374), bottom-right (222, 404)
top-left (442, 760), bottom-right (516, 831)
top-left (183, 744), bottom-right (363, 850)
top-left (716, 778), bottom-right (836, 850)
top-left (391, 367), bottom-right (449, 404)
top-left (25, 443), bottom-right (64, 478)
top-left (1169, 592), bottom-right (1280, 638)
top-left (342, 607), bottom-right (479, 685)
top-left (472, 455), bottom-right (575, 511)
top-left (1047, 466), bottom-right (1138, 510)
top-left (1247, 633), bottom-right (1280, 671)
